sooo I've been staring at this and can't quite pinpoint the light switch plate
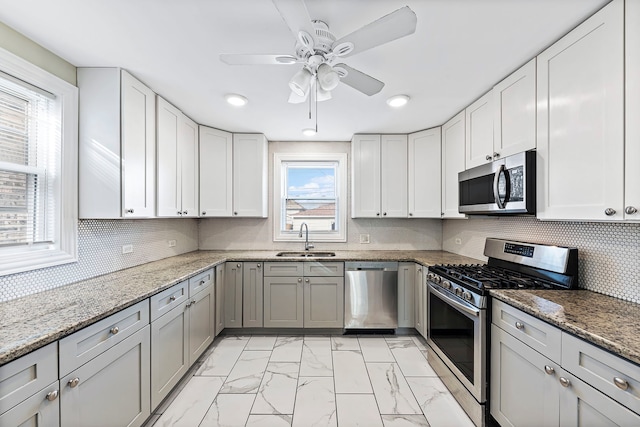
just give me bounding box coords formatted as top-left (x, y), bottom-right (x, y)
top-left (359, 234), bottom-right (370, 244)
top-left (122, 244), bottom-right (133, 254)
top-left (168, 239), bottom-right (176, 247)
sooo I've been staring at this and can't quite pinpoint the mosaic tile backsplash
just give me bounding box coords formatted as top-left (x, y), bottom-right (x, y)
top-left (443, 217), bottom-right (640, 304)
top-left (0, 219), bottom-right (198, 302)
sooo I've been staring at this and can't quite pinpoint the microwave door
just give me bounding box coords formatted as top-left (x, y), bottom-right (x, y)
top-left (492, 165), bottom-right (510, 209)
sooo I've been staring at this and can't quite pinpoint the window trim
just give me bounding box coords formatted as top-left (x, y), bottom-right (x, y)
top-left (273, 152), bottom-right (347, 243)
top-left (0, 47), bottom-right (78, 275)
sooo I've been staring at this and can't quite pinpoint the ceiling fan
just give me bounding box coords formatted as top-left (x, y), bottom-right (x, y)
top-left (220, 0), bottom-right (418, 104)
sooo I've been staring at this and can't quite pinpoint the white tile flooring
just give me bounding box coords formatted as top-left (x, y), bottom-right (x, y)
top-left (145, 334), bottom-right (475, 427)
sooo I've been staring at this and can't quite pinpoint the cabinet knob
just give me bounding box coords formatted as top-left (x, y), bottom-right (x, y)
top-left (237, 264), bottom-right (241, 268)
top-left (110, 326), bottom-right (119, 335)
top-left (376, 213), bottom-right (380, 216)
top-left (169, 295), bottom-right (177, 302)
top-left (126, 209), bottom-right (134, 214)
top-left (493, 152), bottom-right (500, 159)
top-left (515, 321), bottom-right (524, 330)
top-left (178, 211), bottom-right (183, 215)
top-left (625, 206), bottom-right (638, 215)
top-left (417, 268), bottom-right (422, 273)
top-left (183, 211), bottom-right (188, 215)
top-left (486, 155), bottom-right (492, 161)
top-left (613, 377), bottom-right (629, 391)
top-left (257, 264), bottom-right (261, 268)
top-left (559, 377), bottom-right (571, 388)
top-left (409, 213), bottom-right (413, 216)
top-left (383, 212), bottom-right (387, 216)
top-left (234, 212), bottom-right (238, 215)
top-left (604, 208), bottom-right (616, 216)
top-left (68, 377), bottom-right (80, 388)
top-left (202, 211), bottom-right (207, 215)
top-left (305, 278), bottom-right (309, 283)
top-left (200, 280), bottom-right (205, 285)
top-left (544, 365), bottom-right (555, 375)
top-left (298, 278), bottom-right (302, 282)
top-left (46, 390), bottom-right (59, 401)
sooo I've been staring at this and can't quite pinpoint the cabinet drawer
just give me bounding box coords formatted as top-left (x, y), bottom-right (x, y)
top-left (263, 262), bottom-right (304, 277)
top-left (0, 342), bottom-right (58, 415)
top-left (59, 300), bottom-right (149, 376)
top-left (492, 299), bottom-right (561, 363)
top-left (562, 332), bottom-right (640, 413)
top-left (190, 268), bottom-right (214, 296)
top-left (0, 380), bottom-right (60, 427)
top-left (303, 262), bottom-right (344, 277)
top-left (149, 280), bottom-right (189, 322)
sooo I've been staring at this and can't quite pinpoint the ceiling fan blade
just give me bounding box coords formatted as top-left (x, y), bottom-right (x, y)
top-left (220, 54), bottom-right (300, 65)
top-left (335, 63), bottom-right (385, 96)
top-left (332, 6), bottom-right (417, 58)
top-left (271, 0), bottom-right (318, 47)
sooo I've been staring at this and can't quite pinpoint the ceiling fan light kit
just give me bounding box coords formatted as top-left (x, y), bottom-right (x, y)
top-left (289, 67), bottom-right (313, 97)
top-left (386, 94), bottom-right (410, 108)
top-left (224, 93), bottom-right (248, 107)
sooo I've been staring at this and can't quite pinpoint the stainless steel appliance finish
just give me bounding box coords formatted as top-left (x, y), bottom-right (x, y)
top-left (458, 150), bottom-right (536, 215)
top-left (344, 262), bottom-right (398, 329)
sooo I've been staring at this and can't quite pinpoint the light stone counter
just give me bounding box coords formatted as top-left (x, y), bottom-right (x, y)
top-left (0, 249), bottom-right (479, 366)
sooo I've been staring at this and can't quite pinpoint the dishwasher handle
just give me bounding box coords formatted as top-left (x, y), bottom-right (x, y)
top-left (345, 262), bottom-right (398, 272)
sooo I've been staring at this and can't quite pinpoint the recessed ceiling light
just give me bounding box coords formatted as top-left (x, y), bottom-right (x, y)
top-left (386, 95), bottom-right (410, 108)
top-left (225, 93), bottom-right (248, 107)
top-left (302, 128), bottom-right (316, 136)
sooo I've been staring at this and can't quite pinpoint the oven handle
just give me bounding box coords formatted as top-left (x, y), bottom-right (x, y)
top-left (428, 283), bottom-right (480, 317)
top-left (493, 164), bottom-right (507, 209)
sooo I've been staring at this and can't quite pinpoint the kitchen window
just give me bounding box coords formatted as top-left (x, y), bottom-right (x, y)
top-left (0, 48), bottom-right (78, 275)
top-left (273, 153), bottom-right (347, 242)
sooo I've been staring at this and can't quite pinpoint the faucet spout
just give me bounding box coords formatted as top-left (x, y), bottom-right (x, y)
top-left (298, 222), bottom-right (314, 251)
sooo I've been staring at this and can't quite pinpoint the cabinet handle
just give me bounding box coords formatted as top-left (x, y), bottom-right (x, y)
top-left (126, 209), bottom-right (134, 214)
top-left (376, 213), bottom-right (380, 216)
top-left (485, 155), bottom-right (492, 161)
top-left (237, 264), bottom-right (241, 268)
top-left (234, 211), bottom-right (238, 215)
top-left (68, 377), bottom-right (80, 388)
top-left (169, 295), bottom-right (177, 302)
top-left (46, 390), bottom-right (59, 401)
top-left (257, 264), bottom-right (261, 268)
top-left (409, 213), bottom-right (413, 216)
top-left (110, 326), bottom-right (119, 335)
top-left (559, 377), bottom-right (571, 388)
top-left (625, 206), bottom-right (638, 215)
top-left (305, 278), bottom-right (309, 283)
top-left (493, 152), bottom-right (500, 159)
top-left (613, 377), bottom-right (629, 391)
top-left (178, 211), bottom-right (183, 215)
top-left (200, 280), bottom-right (205, 285)
top-left (298, 278), bottom-right (302, 282)
top-left (515, 321), bottom-right (524, 330)
top-left (202, 211), bottom-right (207, 215)
top-left (383, 212), bottom-right (387, 216)
top-left (604, 208), bottom-right (616, 216)
top-left (183, 211), bottom-right (188, 215)
top-left (544, 365), bottom-right (555, 375)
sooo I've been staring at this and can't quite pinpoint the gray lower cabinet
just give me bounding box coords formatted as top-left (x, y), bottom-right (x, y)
top-left (243, 262), bottom-right (263, 327)
top-left (414, 264), bottom-right (426, 336)
top-left (60, 325), bottom-right (151, 427)
top-left (397, 262), bottom-right (415, 328)
top-left (188, 284), bottom-right (215, 362)
top-left (215, 264), bottom-right (225, 336)
top-left (264, 276), bottom-right (304, 327)
top-left (0, 381), bottom-right (60, 427)
top-left (224, 262), bottom-right (243, 328)
top-left (304, 276), bottom-right (344, 328)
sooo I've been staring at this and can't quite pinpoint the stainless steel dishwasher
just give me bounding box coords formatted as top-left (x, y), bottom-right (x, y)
top-left (344, 262), bottom-right (398, 329)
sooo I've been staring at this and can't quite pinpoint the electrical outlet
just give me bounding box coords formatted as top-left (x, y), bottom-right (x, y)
top-left (168, 239), bottom-right (177, 247)
top-left (122, 244), bottom-right (133, 254)
top-left (455, 238), bottom-right (462, 245)
top-left (359, 234), bottom-right (370, 244)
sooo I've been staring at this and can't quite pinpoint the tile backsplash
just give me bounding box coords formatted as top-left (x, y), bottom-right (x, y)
top-left (443, 217), bottom-right (640, 304)
top-left (0, 219), bottom-right (198, 302)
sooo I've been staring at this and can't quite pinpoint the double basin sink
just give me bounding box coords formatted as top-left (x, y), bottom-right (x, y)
top-left (275, 251), bottom-right (336, 258)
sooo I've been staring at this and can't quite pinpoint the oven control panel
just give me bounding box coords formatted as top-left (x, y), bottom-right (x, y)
top-left (504, 242), bottom-right (534, 258)
top-left (426, 271), bottom-right (486, 309)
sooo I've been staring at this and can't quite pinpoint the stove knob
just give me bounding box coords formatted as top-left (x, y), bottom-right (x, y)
top-left (427, 273), bottom-right (435, 281)
top-left (463, 291), bottom-right (472, 301)
top-left (441, 280), bottom-right (451, 289)
top-left (434, 275), bottom-right (442, 284)
top-left (455, 287), bottom-right (463, 296)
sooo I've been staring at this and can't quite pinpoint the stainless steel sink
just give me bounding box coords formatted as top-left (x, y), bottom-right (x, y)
top-left (275, 251), bottom-right (336, 257)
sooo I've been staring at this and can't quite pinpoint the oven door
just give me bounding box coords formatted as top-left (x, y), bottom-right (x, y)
top-left (427, 283), bottom-right (486, 403)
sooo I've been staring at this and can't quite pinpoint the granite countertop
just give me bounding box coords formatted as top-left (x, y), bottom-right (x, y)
top-left (0, 249), bottom-right (479, 366)
top-left (490, 289), bottom-right (640, 366)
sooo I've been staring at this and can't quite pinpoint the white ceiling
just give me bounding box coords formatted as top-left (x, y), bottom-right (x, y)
top-left (0, 0), bottom-right (609, 141)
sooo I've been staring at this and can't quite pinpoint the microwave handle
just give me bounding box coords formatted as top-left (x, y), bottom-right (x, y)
top-left (493, 165), bottom-right (507, 209)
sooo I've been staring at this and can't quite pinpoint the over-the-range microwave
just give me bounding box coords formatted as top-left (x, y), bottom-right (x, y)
top-left (458, 150), bottom-right (536, 215)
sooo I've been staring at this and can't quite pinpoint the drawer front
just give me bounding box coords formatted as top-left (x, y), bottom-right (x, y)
top-left (303, 262), bottom-right (344, 277)
top-left (59, 300), bottom-right (149, 377)
top-left (263, 262), bottom-right (304, 277)
top-left (0, 342), bottom-right (58, 415)
top-left (0, 380), bottom-right (60, 427)
top-left (189, 268), bottom-right (214, 296)
top-left (562, 332), bottom-right (640, 413)
top-left (149, 280), bottom-right (189, 322)
top-left (492, 299), bottom-right (562, 363)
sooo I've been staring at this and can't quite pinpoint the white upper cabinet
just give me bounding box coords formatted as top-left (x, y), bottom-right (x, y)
top-left (78, 68), bottom-right (156, 218)
top-left (441, 111), bottom-right (466, 218)
top-left (351, 134), bottom-right (408, 218)
top-left (408, 128), bottom-right (441, 218)
top-left (465, 91), bottom-right (494, 169)
top-left (199, 126), bottom-right (233, 217)
top-left (233, 134), bottom-right (268, 217)
top-left (625, 0), bottom-right (640, 220)
top-left (536, 0), bottom-right (624, 221)
top-left (156, 96), bottom-right (199, 217)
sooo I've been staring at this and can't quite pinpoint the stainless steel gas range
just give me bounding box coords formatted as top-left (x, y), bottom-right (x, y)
top-left (426, 238), bottom-right (578, 427)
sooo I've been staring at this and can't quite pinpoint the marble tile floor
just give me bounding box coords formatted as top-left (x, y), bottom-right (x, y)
top-left (144, 334), bottom-right (475, 427)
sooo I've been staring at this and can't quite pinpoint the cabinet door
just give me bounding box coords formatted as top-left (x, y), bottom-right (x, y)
top-left (625, 0), bottom-right (640, 220)
top-left (243, 262), bottom-right (264, 327)
top-left (414, 268), bottom-right (424, 336)
top-left (493, 58), bottom-right (536, 159)
top-left (351, 134), bottom-right (381, 218)
top-left (199, 126), bottom-right (233, 217)
top-left (156, 96), bottom-right (181, 217)
top-left (408, 128), bottom-right (441, 218)
top-left (465, 91), bottom-right (494, 169)
top-left (215, 265), bottom-right (225, 336)
top-left (490, 324), bottom-right (559, 427)
top-left (381, 134), bottom-right (408, 218)
top-left (224, 263), bottom-right (243, 328)
top-left (60, 325), bottom-right (150, 427)
top-left (179, 115), bottom-right (199, 217)
top-left (263, 277), bottom-right (304, 327)
top-left (188, 284), bottom-right (215, 364)
top-left (397, 263), bottom-right (415, 328)
top-left (421, 268), bottom-right (428, 339)
top-left (121, 70), bottom-right (156, 218)
top-left (304, 277), bottom-right (344, 328)
top-left (233, 134), bottom-right (268, 217)
top-left (441, 111), bottom-right (466, 218)
top-left (537, 0), bottom-right (624, 221)
top-left (150, 301), bottom-right (188, 410)
top-left (0, 381), bottom-right (60, 427)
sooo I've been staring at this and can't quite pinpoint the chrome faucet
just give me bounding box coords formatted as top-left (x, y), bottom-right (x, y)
top-left (298, 222), bottom-right (314, 251)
